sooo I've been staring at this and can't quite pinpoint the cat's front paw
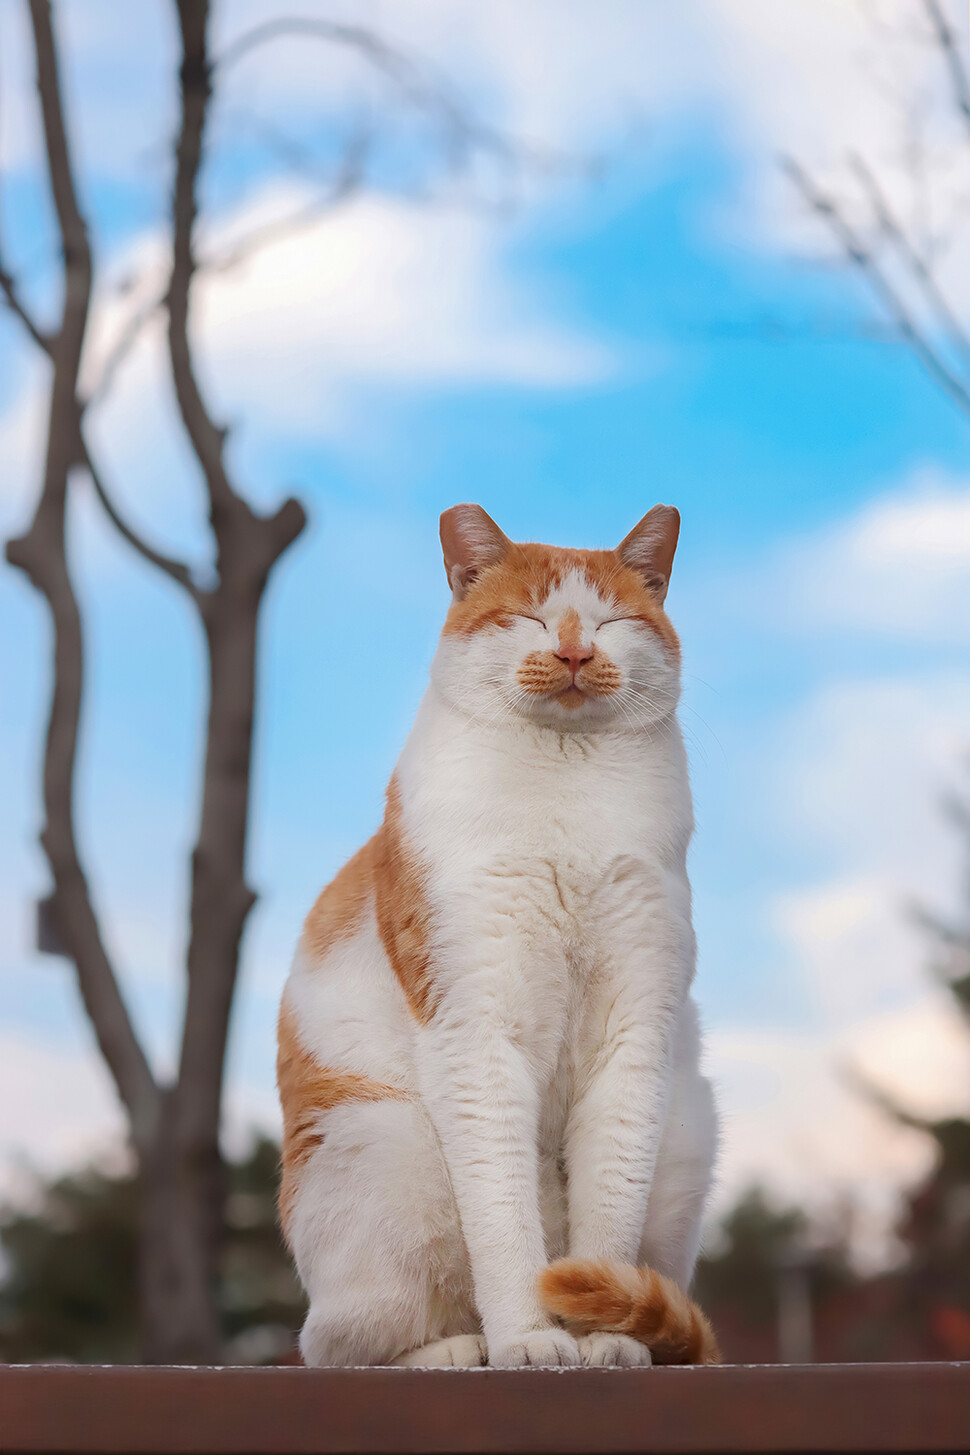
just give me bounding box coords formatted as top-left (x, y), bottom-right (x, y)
top-left (578, 1332), bottom-right (652, 1368)
top-left (490, 1328), bottom-right (582, 1367)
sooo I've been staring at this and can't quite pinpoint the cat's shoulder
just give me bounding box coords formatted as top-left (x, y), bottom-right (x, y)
top-left (300, 835), bottom-right (378, 964)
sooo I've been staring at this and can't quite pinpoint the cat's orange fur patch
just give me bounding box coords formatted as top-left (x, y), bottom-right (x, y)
top-left (442, 542), bottom-right (680, 659)
top-left (301, 838), bottom-right (376, 961)
top-left (538, 1257), bottom-right (720, 1365)
top-left (374, 778), bottom-right (437, 1023)
top-left (556, 605), bottom-right (584, 659)
top-left (277, 1003), bottom-right (408, 1239)
top-left (299, 781), bottom-right (437, 1024)
top-left (517, 649), bottom-right (622, 705)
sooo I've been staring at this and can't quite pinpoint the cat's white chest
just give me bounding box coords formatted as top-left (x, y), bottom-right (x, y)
top-left (399, 694), bottom-right (693, 956)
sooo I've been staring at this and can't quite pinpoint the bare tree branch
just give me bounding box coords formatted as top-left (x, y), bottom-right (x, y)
top-left (923, 0), bottom-right (970, 141)
top-left (201, 125), bottom-right (369, 273)
top-left (5, 0), bottom-right (159, 1149)
top-left (0, 0), bottom-right (53, 356)
top-left (84, 133), bottom-right (362, 402)
top-left (216, 16), bottom-right (485, 160)
top-left (87, 9), bottom-right (568, 409)
top-left (169, 0), bottom-right (305, 1107)
top-left (76, 429), bottom-right (198, 595)
top-left (215, 14), bottom-right (570, 183)
top-left (168, 2), bottom-right (307, 555)
top-left (167, 5), bottom-right (240, 533)
top-left (841, 1063), bottom-right (933, 1133)
top-left (202, 185), bottom-right (355, 274)
top-left (83, 289), bottom-right (164, 408)
top-left (849, 150), bottom-right (970, 370)
top-left (783, 154), bottom-right (970, 418)
top-left (0, 260), bottom-right (53, 352)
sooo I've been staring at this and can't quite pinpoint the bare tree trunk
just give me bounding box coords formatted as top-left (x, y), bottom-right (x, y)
top-left (138, 0), bottom-right (304, 1364)
top-left (146, 599), bottom-right (264, 1364)
top-left (4, 0), bottom-right (161, 1148)
top-left (138, 1091), bottom-right (223, 1364)
top-left (3, 0), bottom-right (304, 1365)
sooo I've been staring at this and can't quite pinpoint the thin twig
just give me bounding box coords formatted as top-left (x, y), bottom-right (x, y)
top-left (783, 154), bottom-right (970, 418)
top-left (0, 261), bottom-right (53, 352)
top-left (216, 17), bottom-right (484, 157)
top-left (84, 289), bottom-right (165, 407)
top-left (6, 0), bottom-right (159, 1149)
top-left (76, 428), bottom-right (198, 595)
top-left (850, 152), bottom-right (970, 370)
top-left (201, 128), bottom-right (368, 272)
top-left (842, 1063), bottom-right (932, 1133)
top-left (923, 0), bottom-right (970, 140)
top-left (167, 1), bottom-right (242, 530)
top-left (215, 15), bottom-right (566, 179)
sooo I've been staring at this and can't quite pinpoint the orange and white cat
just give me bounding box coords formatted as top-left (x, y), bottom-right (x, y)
top-left (277, 504), bottom-right (719, 1368)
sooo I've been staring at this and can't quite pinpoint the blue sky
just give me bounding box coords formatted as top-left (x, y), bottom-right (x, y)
top-left (2, 0), bottom-right (970, 1247)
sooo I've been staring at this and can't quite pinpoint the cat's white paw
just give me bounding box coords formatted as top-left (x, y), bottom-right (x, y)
top-left (393, 1334), bottom-right (487, 1367)
top-left (578, 1332), bottom-right (652, 1368)
top-left (490, 1329), bottom-right (582, 1368)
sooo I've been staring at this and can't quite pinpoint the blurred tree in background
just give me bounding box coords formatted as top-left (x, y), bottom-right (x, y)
top-left (0, 1139), bottom-right (303, 1364)
top-left (868, 781), bottom-right (970, 1359)
top-left (786, 0), bottom-right (970, 425)
top-left (700, 780), bottom-right (970, 1363)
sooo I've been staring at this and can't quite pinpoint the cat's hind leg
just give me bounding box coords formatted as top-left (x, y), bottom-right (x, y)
top-left (289, 1098), bottom-right (477, 1367)
top-left (639, 1001), bottom-right (718, 1291)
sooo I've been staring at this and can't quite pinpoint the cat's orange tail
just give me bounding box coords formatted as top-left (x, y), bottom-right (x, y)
top-left (538, 1258), bottom-right (720, 1365)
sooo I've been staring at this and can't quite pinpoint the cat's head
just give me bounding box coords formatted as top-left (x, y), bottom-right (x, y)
top-left (431, 504), bottom-right (681, 731)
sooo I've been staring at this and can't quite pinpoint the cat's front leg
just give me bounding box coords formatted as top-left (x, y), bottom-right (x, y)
top-left (418, 953), bottom-right (581, 1369)
top-left (565, 867), bottom-right (695, 1266)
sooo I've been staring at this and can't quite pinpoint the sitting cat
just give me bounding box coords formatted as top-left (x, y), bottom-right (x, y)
top-left (277, 503), bottom-right (719, 1368)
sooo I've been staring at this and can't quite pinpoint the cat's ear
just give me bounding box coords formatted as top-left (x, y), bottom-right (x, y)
top-left (440, 504), bottom-right (511, 600)
top-left (616, 505), bottom-right (680, 603)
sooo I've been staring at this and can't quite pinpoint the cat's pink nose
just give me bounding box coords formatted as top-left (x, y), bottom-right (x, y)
top-left (555, 643), bottom-right (594, 676)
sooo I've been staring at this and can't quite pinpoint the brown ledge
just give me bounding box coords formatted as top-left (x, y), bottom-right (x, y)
top-left (2, 1363), bottom-right (969, 1455)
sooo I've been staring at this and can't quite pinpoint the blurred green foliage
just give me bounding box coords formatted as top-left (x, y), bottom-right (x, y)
top-left (0, 1137), bottom-right (304, 1364)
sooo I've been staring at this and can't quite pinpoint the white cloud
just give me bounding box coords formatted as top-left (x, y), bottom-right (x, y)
top-left (0, 180), bottom-right (614, 558)
top-left (701, 475), bottom-right (970, 1240)
top-left (771, 670), bottom-right (970, 883)
top-left (737, 473), bottom-right (970, 643)
top-left (705, 647), bottom-right (970, 1250)
top-left (5, 0), bottom-right (967, 251)
top-left (82, 182), bottom-right (611, 410)
top-left (0, 1025), bottom-right (283, 1198)
top-left (6, 0), bottom-right (966, 483)
top-left (0, 1032), bottom-right (127, 1195)
top-left (197, 188), bottom-right (613, 415)
top-left (708, 992), bottom-right (970, 1262)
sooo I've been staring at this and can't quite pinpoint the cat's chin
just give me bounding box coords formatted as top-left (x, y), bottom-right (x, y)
top-left (554, 684), bottom-right (587, 709)
top-left (513, 697), bottom-right (628, 732)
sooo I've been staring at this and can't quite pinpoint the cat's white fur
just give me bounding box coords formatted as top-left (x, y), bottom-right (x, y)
top-left (282, 532), bottom-right (718, 1369)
